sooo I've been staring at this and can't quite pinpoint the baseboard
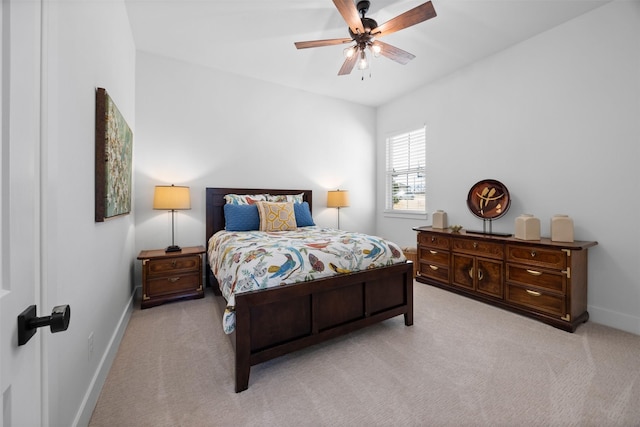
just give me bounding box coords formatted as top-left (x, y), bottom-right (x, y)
top-left (589, 304), bottom-right (640, 336)
top-left (72, 287), bottom-right (137, 427)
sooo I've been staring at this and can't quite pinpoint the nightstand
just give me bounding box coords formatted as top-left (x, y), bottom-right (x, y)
top-left (137, 245), bottom-right (205, 309)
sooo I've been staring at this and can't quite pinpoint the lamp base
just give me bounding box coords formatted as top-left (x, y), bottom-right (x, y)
top-left (165, 245), bottom-right (182, 253)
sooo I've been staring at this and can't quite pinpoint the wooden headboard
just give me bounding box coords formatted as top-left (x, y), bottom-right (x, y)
top-left (204, 187), bottom-right (313, 247)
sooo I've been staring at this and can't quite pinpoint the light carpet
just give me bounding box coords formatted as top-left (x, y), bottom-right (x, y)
top-left (89, 283), bottom-right (640, 426)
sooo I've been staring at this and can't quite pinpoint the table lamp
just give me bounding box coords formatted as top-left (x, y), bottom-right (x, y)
top-left (153, 185), bottom-right (191, 252)
top-left (327, 189), bottom-right (349, 229)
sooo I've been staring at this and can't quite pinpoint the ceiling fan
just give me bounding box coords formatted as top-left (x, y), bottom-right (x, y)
top-left (294, 0), bottom-right (437, 76)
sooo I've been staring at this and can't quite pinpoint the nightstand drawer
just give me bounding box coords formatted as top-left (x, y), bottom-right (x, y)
top-left (147, 255), bottom-right (200, 276)
top-left (506, 265), bottom-right (565, 293)
top-left (507, 245), bottom-right (566, 270)
top-left (146, 272), bottom-right (201, 298)
top-left (506, 284), bottom-right (565, 317)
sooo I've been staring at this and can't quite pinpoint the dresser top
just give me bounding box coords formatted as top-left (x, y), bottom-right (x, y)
top-left (414, 226), bottom-right (598, 250)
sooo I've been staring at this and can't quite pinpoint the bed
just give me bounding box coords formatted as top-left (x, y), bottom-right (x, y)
top-left (205, 187), bottom-right (413, 392)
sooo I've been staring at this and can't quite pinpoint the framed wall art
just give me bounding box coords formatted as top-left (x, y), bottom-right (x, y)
top-left (95, 87), bottom-right (133, 222)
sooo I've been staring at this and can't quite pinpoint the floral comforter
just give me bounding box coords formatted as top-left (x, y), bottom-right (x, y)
top-left (208, 227), bottom-right (406, 334)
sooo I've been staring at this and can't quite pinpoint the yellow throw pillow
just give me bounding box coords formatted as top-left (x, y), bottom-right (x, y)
top-left (256, 202), bottom-right (297, 231)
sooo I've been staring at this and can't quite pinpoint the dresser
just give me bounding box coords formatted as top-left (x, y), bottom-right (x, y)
top-left (414, 227), bottom-right (597, 332)
top-left (137, 246), bottom-right (205, 309)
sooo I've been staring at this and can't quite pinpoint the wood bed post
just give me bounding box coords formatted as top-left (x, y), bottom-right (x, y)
top-left (405, 261), bottom-right (414, 326)
top-left (234, 299), bottom-right (251, 393)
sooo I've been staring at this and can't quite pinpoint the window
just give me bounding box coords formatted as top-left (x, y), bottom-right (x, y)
top-left (386, 126), bottom-right (426, 214)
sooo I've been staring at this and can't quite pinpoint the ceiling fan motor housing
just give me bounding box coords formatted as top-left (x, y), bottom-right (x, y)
top-left (348, 17), bottom-right (378, 41)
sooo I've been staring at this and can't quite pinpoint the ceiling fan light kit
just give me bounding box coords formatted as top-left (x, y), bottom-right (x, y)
top-left (295, 0), bottom-right (437, 77)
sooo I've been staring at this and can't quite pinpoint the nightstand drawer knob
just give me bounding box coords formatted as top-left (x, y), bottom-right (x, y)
top-left (168, 277), bottom-right (180, 282)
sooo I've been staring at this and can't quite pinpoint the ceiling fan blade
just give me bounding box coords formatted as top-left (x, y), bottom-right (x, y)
top-left (333, 0), bottom-right (364, 34)
top-left (373, 41), bottom-right (415, 65)
top-left (295, 38), bottom-right (354, 49)
top-left (338, 53), bottom-right (358, 75)
top-left (374, 1), bottom-right (436, 38)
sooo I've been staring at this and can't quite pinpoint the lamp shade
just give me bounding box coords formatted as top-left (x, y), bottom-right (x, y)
top-left (327, 190), bottom-right (349, 208)
top-left (153, 185), bottom-right (191, 210)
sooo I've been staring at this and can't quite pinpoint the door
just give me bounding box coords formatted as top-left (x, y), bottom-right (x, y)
top-left (1, 1), bottom-right (44, 425)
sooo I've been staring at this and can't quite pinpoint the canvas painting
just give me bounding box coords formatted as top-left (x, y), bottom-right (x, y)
top-left (95, 87), bottom-right (133, 222)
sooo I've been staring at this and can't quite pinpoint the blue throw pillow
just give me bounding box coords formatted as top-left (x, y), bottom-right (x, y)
top-left (294, 202), bottom-right (315, 227)
top-left (224, 204), bottom-right (260, 231)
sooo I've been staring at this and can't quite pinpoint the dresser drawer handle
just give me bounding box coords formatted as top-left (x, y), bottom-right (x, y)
top-left (429, 250), bottom-right (438, 255)
top-left (530, 251), bottom-right (536, 258)
top-left (526, 289), bottom-right (542, 297)
top-left (172, 260), bottom-right (177, 267)
top-left (526, 269), bottom-right (542, 276)
top-left (473, 242), bottom-right (478, 248)
top-left (431, 237), bottom-right (436, 243)
top-left (468, 268), bottom-right (483, 281)
top-left (429, 265), bottom-right (439, 271)
top-left (168, 277), bottom-right (181, 283)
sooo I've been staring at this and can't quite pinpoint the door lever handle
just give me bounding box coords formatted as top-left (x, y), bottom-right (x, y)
top-left (17, 304), bottom-right (71, 346)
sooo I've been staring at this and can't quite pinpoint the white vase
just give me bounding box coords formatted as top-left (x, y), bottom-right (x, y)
top-left (551, 215), bottom-right (574, 242)
top-left (514, 214), bottom-right (540, 240)
top-left (432, 210), bottom-right (447, 229)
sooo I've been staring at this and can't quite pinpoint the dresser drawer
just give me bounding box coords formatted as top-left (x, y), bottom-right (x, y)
top-left (506, 284), bottom-right (565, 317)
top-left (147, 255), bottom-right (200, 276)
top-left (418, 232), bottom-right (450, 250)
top-left (506, 265), bottom-right (565, 293)
top-left (506, 245), bottom-right (566, 270)
top-left (419, 247), bottom-right (449, 265)
top-left (417, 262), bottom-right (449, 284)
top-left (452, 238), bottom-right (503, 260)
top-left (146, 272), bottom-right (200, 298)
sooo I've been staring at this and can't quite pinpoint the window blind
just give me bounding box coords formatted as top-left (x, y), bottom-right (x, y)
top-left (386, 127), bottom-right (426, 212)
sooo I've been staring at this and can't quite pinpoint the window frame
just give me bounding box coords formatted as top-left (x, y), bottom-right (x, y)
top-left (384, 125), bottom-right (427, 219)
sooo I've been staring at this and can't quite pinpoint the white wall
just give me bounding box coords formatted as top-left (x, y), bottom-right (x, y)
top-left (133, 52), bottom-right (376, 258)
top-left (43, 1), bottom-right (136, 425)
top-left (376, 1), bottom-right (640, 334)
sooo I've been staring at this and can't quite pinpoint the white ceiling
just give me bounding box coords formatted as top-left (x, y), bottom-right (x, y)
top-left (125, 0), bottom-right (610, 107)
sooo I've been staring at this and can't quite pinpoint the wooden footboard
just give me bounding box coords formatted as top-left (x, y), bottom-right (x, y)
top-left (232, 261), bottom-right (413, 392)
